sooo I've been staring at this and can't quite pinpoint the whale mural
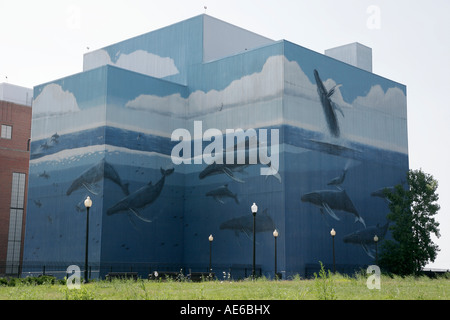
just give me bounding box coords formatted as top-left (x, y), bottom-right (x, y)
top-left (205, 184), bottom-right (239, 204)
top-left (343, 222), bottom-right (389, 258)
top-left (198, 143), bottom-right (281, 184)
top-left (301, 189), bottom-right (365, 227)
top-left (22, 16), bottom-right (408, 279)
top-left (66, 159), bottom-right (130, 196)
top-left (106, 167), bottom-right (174, 222)
top-left (313, 69), bottom-right (344, 137)
top-left (220, 208), bottom-right (275, 239)
top-left (371, 186), bottom-right (396, 202)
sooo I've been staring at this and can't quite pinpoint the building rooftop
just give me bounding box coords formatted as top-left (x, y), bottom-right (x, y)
top-left (0, 82), bottom-right (33, 106)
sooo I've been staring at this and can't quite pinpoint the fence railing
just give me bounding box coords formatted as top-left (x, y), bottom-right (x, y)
top-left (0, 261), bottom-right (262, 281)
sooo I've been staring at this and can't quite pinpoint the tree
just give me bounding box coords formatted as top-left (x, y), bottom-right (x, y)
top-left (379, 169), bottom-right (441, 275)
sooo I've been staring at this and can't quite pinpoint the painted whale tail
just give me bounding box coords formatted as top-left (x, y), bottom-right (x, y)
top-left (161, 167), bottom-right (175, 177)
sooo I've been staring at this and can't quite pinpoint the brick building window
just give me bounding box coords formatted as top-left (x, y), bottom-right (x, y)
top-left (1, 124), bottom-right (12, 139)
top-left (6, 172), bottom-right (26, 275)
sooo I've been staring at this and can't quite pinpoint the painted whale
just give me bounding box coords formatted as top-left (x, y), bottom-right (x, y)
top-left (206, 184), bottom-right (239, 204)
top-left (106, 167), bottom-right (174, 222)
top-left (313, 69), bottom-right (344, 137)
top-left (371, 186), bottom-right (396, 201)
top-left (327, 160), bottom-right (352, 189)
top-left (199, 161), bottom-right (248, 183)
top-left (66, 159), bottom-right (129, 196)
top-left (301, 189), bottom-right (365, 227)
top-left (343, 222), bottom-right (389, 258)
top-left (327, 169), bottom-right (347, 189)
top-left (199, 144), bottom-right (281, 183)
top-left (220, 208), bottom-right (274, 238)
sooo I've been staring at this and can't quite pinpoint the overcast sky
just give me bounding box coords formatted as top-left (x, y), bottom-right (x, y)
top-left (1, 0), bottom-right (449, 269)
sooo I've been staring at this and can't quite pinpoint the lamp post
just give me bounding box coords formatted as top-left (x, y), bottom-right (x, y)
top-left (330, 228), bottom-right (336, 274)
top-left (84, 196), bottom-right (92, 283)
top-left (374, 235), bottom-right (379, 265)
top-left (251, 202), bottom-right (258, 279)
top-left (209, 234), bottom-right (214, 274)
top-left (273, 229), bottom-right (279, 279)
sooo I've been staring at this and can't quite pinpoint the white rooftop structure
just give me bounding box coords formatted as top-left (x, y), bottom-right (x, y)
top-left (0, 82), bottom-right (33, 106)
top-left (325, 42), bottom-right (373, 72)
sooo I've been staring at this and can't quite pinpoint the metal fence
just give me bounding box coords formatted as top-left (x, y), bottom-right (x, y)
top-left (0, 261), bottom-right (262, 281)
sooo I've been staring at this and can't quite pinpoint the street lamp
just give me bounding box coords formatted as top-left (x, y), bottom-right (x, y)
top-left (84, 196), bottom-right (92, 283)
top-left (374, 235), bottom-right (379, 265)
top-left (330, 228), bottom-right (336, 274)
top-left (209, 234), bottom-right (214, 275)
top-left (273, 229), bottom-right (279, 279)
top-left (251, 202), bottom-right (258, 279)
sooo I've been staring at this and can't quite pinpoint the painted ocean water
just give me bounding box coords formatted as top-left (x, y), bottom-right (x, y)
top-left (24, 124), bottom-right (407, 276)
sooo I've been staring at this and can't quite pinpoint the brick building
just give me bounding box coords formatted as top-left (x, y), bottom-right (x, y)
top-left (0, 83), bottom-right (32, 275)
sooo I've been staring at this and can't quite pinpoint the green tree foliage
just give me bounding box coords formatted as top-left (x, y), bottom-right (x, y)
top-left (379, 169), bottom-right (441, 275)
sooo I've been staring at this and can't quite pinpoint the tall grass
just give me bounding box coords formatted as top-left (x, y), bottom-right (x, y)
top-left (0, 272), bottom-right (448, 300)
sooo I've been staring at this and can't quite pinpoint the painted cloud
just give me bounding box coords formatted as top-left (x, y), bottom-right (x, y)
top-left (122, 54), bottom-right (407, 152)
top-left (33, 83), bottom-right (80, 118)
top-left (352, 85), bottom-right (407, 119)
top-left (125, 92), bottom-right (186, 115)
top-left (124, 54), bottom-right (405, 118)
top-left (84, 49), bottom-right (180, 78)
top-left (125, 55), bottom-right (284, 117)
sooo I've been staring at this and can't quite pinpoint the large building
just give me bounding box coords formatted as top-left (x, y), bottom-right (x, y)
top-left (0, 83), bottom-right (33, 276)
top-left (22, 15), bottom-right (408, 279)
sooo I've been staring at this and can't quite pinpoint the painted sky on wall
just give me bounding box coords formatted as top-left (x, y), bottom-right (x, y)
top-left (1, 0), bottom-right (449, 270)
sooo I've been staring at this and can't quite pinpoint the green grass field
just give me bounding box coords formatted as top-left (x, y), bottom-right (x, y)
top-left (0, 272), bottom-right (449, 300)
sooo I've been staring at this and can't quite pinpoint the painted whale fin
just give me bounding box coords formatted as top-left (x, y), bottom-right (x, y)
top-left (161, 167), bottom-right (175, 177)
top-left (355, 215), bottom-right (366, 228)
top-left (126, 211), bottom-right (140, 231)
top-left (234, 166), bottom-right (248, 174)
top-left (319, 209), bottom-right (331, 227)
top-left (233, 194), bottom-right (240, 204)
top-left (264, 164), bottom-right (282, 183)
top-left (242, 229), bottom-right (260, 245)
top-left (242, 228), bottom-right (252, 241)
top-left (332, 101), bottom-right (345, 118)
top-left (265, 172), bottom-right (282, 183)
top-left (130, 208), bottom-right (153, 223)
top-left (213, 196), bottom-right (225, 204)
top-left (82, 182), bottom-right (100, 195)
top-left (122, 183), bottom-right (130, 196)
top-left (327, 84), bottom-right (342, 98)
top-left (322, 202), bottom-right (340, 221)
top-left (222, 167), bottom-right (245, 183)
top-left (361, 244), bottom-right (375, 258)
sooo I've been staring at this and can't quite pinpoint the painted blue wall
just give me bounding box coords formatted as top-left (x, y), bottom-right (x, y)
top-left (23, 16), bottom-right (408, 279)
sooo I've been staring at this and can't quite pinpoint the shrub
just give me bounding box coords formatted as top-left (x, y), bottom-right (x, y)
top-left (0, 275), bottom-right (57, 287)
top-left (63, 286), bottom-right (96, 300)
top-left (313, 261), bottom-right (336, 300)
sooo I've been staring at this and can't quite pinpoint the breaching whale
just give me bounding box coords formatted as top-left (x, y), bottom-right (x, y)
top-left (313, 69), bottom-right (344, 137)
